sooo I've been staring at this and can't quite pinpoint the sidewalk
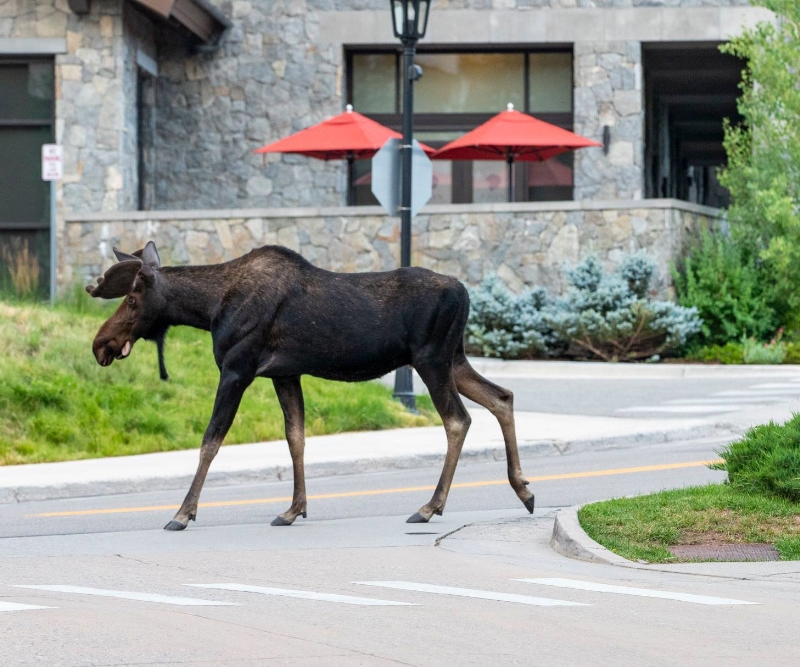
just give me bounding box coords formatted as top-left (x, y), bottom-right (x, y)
top-left (5, 397), bottom-right (788, 504)
top-left (3, 360), bottom-right (798, 505)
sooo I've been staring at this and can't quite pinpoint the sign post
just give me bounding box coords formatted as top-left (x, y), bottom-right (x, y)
top-left (42, 144), bottom-right (62, 303)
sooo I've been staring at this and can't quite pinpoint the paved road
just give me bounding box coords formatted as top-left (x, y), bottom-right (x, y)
top-left (3, 434), bottom-right (799, 665)
top-left (481, 373), bottom-right (800, 417)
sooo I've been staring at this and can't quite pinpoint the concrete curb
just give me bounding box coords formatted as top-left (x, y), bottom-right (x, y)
top-left (0, 422), bottom-right (735, 504)
top-left (550, 504), bottom-right (632, 566)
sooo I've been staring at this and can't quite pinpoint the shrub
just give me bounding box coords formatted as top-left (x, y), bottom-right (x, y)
top-left (687, 342), bottom-right (745, 365)
top-left (672, 230), bottom-right (778, 346)
top-left (743, 334), bottom-right (786, 364)
top-left (714, 414), bottom-right (800, 502)
top-left (545, 254), bottom-right (702, 362)
top-left (465, 276), bottom-right (553, 359)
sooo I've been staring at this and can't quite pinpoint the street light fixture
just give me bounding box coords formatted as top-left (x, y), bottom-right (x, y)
top-left (390, 0), bottom-right (432, 412)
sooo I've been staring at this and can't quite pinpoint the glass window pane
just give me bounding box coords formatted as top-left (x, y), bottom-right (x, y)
top-left (527, 152), bottom-right (573, 201)
top-left (351, 54), bottom-right (396, 114)
top-left (0, 229), bottom-right (49, 299)
top-left (529, 53), bottom-right (573, 113)
top-left (352, 159), bottom-right (379, 206)
top-left (0, 127), bottom-right (52, 226)
top-left (415, 53), bottom-right (524, 113)
top-left (0, 62), bottom-right (54, 120)
top-left (473, 161), bottom-right (509, 203)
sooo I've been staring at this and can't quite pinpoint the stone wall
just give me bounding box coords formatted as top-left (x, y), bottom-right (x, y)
top-left (573, 41), bottom-right (643, 200)
top-left (62, 199), bottom-right (721, 297)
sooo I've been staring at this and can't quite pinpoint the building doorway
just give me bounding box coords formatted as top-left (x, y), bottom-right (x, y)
top-left (643, 43), bottom-right (742, 208)
top-left (0, 58), bottom-right (54, 299)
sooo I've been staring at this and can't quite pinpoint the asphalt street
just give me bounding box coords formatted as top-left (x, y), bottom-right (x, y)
top-left (1, 371), bottom-right (799, 665)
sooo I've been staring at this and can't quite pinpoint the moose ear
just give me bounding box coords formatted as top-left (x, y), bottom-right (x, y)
top-left (140, 241), bottom-right (161, 268)
top-left (85, 259), bottom-right (143, 299)
top-left (113, 247), bottom-right (139, 263)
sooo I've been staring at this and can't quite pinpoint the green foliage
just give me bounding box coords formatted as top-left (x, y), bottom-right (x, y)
top-left (719, 0), bottom-right (800, 326)
top-left (465, 276), bottom-right (552, 359)
top-left (546, 254), bottom-right (701, 362)
top-left (686, 342), bottom-right (745, 365)
top-left (466, 254), bottom-right (702, 361)
top-left (714, 414), bottom-right (800, 502)
top-left (0, 300), bottom-right (438, 465)
top-left (743, 335), bottom-right (786, 364)
top-left (672, 230), bottom-right (778, 346)
top-left (784, 342), bottom-right (800, 365)
top-left (579, 484), bottom-right (800, 563)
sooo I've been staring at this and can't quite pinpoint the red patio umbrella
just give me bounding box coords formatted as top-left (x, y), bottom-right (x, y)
top-left (254, 105), bottom-right (434, 205)
top-left (432, 103), bottom-right (601, 202)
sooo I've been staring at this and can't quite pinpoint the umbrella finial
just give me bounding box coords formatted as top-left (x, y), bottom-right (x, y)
top-left (346, 104), bottom-right (354, 113)
top-left (507, 103), bottom-right (514, 112)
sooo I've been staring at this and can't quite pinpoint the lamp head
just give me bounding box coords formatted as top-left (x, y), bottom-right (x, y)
top-left (390, 0), bottom-right (431, 41)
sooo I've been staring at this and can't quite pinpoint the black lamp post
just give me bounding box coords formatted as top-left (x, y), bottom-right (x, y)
top-left (390, 0), bottom-right (431, 411)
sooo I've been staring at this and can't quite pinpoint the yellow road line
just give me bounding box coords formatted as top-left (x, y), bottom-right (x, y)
top-left (30, 459), bottom-right (722, 518)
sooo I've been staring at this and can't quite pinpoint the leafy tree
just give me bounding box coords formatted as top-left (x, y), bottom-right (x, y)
top-left (719, 0), bottom-right (800, 324)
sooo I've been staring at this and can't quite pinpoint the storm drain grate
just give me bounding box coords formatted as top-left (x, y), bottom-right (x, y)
top-left (668, 543), bottom-right (780, 561)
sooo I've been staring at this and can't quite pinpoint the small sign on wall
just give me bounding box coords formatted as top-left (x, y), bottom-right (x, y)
top-left (42, 144), bottom-right (63, 181)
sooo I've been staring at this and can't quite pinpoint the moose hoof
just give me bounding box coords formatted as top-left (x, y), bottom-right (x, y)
top-left (406, 512), bottom-right (430, 524)
top-left (271, 515), bottom-right (294, 526)
top-left (164, 520), bottom-right (187, 531)
top-left (523, 495), bottom-right (535, 514)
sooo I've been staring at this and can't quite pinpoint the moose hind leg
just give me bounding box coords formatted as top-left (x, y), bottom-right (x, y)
top-left (271, 376), bottom-right (308, 526)
top-left (407, 364), bottom-right (471, 523)
top-left (454, 359), bottom-right (534, 514)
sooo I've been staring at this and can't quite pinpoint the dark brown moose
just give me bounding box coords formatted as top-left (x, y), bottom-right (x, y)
top-left (87, 242), bottom-right (534, 530)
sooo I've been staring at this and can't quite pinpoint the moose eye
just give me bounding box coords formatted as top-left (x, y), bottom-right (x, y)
top-left (126, 296), bottom-right (136, 306)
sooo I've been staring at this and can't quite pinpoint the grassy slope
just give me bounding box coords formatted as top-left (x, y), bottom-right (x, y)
top-left (579, 484), bottom-right (800, 563)
top-left (0, 301), bottom-right (438, 465)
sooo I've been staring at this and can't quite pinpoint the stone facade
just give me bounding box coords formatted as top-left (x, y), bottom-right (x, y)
top-left (573, 41), bottom-right (643, 200)
top-left (63, 199), bottom-right (721, 296)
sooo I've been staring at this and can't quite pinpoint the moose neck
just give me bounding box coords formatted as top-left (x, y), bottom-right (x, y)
top-left (159, 265), bottom-right (230, 331)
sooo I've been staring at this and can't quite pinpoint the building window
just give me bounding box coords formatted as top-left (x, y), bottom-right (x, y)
top-left (0, 58), bottom-right (54, 297)
top-left (346, 48), bottom-right (573, 205)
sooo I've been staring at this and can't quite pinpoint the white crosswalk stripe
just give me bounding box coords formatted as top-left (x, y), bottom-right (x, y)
top-left (514, 578), bottom-right (759, 606)
top-left (11, 585), bottom-right (236, 606)
top-left (0, 601), bottom-right (54, 613)
top-left (186, 583), bottom-right (418, 606)
top-left (354, 581), bottom-right (588, 607)
top-left (617, 405), bottom-right (745, 414)
top-left (615, 376), bottom-right (800, 416)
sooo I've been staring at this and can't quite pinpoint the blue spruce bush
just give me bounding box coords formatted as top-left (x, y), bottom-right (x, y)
top-left (465, 276), bottom-right (553, 359)
top-left (466, 253), bottom-right (702, 361)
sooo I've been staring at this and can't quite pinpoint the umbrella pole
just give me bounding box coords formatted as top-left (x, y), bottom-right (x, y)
top-left (347, 155), bottom-right (355, 206)
top-left (507, 155), bottom-right (514, 202)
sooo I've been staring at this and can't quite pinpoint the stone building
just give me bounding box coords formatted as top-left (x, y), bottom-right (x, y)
top-left (0, 0), bottom-right (771, 296)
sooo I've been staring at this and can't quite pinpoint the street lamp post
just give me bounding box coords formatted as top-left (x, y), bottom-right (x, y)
top-left (390, 0), bottom-right (431, 412)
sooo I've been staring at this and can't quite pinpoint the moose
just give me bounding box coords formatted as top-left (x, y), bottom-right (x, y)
top-left (87, 242), bottom-right (534, 530)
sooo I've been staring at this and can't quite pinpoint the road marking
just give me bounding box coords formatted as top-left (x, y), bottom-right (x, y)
top-left (616, 405), bottom-right (744, 414)
top-left (514, 578), bottom-right (759, 606)
top-left (750, 382), bottom-right (800, 389)
top-left (187, 583), bottom-right (417, 606)
top-left (11, 585), bottom-right (236, 606)
top-left (664, 397), bottom-right (786, 405)
top-left (354, 581), bottom-right (588, 607)
top-left (0, 601), bottom-right (54, 612)
top-left (716, 389), bottom-right (800, 397)
top-left (29, 459), bottom-right (722, 518)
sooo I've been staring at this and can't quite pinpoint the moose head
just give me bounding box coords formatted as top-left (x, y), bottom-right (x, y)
top-left (86, 241), bottom-right (167, 368)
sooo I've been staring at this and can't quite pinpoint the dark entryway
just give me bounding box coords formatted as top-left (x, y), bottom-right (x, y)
top-left (643, 43), bottom-right (743, 208)
top-left (0, 58), bottom-right (54, 299)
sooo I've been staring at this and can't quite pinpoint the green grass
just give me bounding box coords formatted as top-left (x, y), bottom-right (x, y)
top-left (0, 299), bottom-right (439, 465)
top-left (579, 484), bottom-right (800, 563)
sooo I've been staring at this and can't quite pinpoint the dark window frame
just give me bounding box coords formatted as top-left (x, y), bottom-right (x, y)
top-left (0, 56), bottom-right (55, 230)
top-left (345, 45), bottom-right (574, 206)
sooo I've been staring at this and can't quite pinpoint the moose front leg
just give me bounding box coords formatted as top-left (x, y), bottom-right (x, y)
top-left (271, 376), bottom-right (307, 526)
top-left (164, 369), bottom-right (252, 531)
